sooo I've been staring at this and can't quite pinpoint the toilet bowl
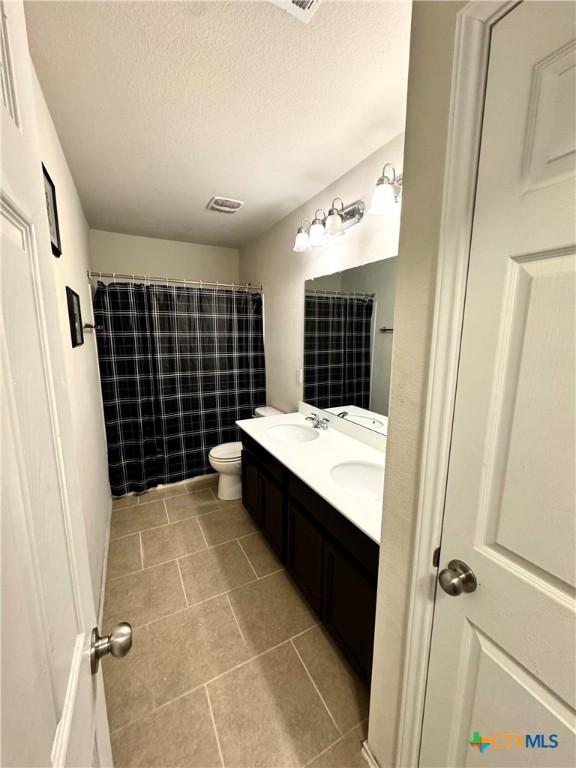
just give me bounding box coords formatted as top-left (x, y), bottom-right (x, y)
top-left (209, 406), bottom-right (283, 500)
top-left (208, 441), bottom-right (243, 500)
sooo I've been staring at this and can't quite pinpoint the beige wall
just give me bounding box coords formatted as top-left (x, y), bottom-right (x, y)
top-left (239, 136), bottom-right (404, 412)
top-left (33, 71), bottom-right (111, 608)
top-left (90, 229), bottom-right (239, 283)
top-left (367, 3), bottom-right (466, 765)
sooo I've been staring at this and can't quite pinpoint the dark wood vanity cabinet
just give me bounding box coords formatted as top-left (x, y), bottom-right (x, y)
top-left (241, 448), bottom-right (262, 526)
top-left (240, 432), bottom-right (379, 684)
top-left (260, 473), bottom-right (286, 560)
top-left (288, 500), bottom-right (324, 615)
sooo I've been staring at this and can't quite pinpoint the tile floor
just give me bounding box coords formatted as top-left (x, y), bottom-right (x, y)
top-left (102, 480), bottom-right (370, 768)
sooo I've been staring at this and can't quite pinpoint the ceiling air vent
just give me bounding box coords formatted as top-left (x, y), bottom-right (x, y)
top-left (270, 0), bottom-right (321, 24)
top-left (206, 196), bottom-right (244, 214)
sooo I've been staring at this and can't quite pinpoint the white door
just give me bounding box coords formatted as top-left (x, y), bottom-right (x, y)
top-left (420, 2), bottom-right (575, 767)
top-left (1, 1), bottom-right (113, 765)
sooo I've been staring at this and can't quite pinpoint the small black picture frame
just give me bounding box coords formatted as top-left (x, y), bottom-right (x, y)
top-left (42, 163), bottom-right (62, 257)
top-left (66, 287), bottom-right (84, 347)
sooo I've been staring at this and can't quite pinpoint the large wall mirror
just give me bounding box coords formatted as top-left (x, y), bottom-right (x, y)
top-left (303, 258), bottom-right (396, 434)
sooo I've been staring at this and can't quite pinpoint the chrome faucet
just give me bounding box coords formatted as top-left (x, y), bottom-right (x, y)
top-left (305, 413), bottom-right (329, 430)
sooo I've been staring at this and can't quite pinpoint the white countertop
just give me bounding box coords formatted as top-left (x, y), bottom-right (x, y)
top-left (236, 412), bottom-right (385, 544)
top-left (324, 404), bottom-right (389, 435)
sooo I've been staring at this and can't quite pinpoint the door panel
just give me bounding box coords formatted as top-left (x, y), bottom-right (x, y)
top-left (1, 2), bottom-right (112, 765)
top-left (261, 472), bottom-right (285, 560)
top-left (1, 343), bottom-right (56, 767)
top-left (288, 501), bottom-right (324, 614)
top-left (421, 3), bottom-right (575, 766)
top-left (324, 543), bottom-right (376, 683)
top-left (444, 623), bottom-right (575, 768)
top-left (242, 449), bottom-right (262, 525)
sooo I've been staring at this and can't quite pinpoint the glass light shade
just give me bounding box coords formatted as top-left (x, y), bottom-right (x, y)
top-left (369, 181), bottom-right (397, 215)
top-left (293, 229), bottom-right (310, 252)
top-left (309, 221), bottom-right (326, 246)
top-left (325, 211), bottom-right (345, 238)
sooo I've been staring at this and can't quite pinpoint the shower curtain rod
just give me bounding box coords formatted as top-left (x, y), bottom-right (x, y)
top-left (305, 288), bottom-right (375, 299)
top-left (87, 271), bottom-right (262, 292)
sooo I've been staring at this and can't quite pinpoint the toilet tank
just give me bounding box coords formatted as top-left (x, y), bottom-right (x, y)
top-left (254, 406), bottom-right (283, 418)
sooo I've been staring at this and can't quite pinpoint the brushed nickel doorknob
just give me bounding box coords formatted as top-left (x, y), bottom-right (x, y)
top-left (438, 559), bottom-right (477, 596)
top-left (90, 622), bottom-right (132, 674)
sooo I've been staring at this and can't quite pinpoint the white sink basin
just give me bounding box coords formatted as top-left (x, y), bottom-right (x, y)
top-left (267, 424), bottom-right (320, 443)
top-left (330, 461), bottom-right (383, 501)
top-left (345, 414), bottom-right (384, 429)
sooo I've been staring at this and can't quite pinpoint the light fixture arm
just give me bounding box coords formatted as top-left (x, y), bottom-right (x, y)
top-left (377, 163), bottom-right (397, 185)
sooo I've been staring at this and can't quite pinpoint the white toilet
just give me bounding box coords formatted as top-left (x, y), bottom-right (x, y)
top-left (208, 407), bottom-right (283, 500)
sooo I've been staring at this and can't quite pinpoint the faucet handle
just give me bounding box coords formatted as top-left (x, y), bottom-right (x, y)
top-left (305, 414), bottom-right (317, 422)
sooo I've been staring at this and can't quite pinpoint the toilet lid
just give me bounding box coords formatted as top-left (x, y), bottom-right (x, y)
top-left (209, 441), bottom-right (242, 461)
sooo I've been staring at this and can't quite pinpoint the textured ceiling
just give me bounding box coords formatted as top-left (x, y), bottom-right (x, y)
top-left (25, 1), bottom-right (411, 247)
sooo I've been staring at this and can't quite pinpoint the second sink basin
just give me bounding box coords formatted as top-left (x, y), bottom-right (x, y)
top-left (267, 424), bottom-right (320, 443)
top-left (330, 461), bottom-right (383, 501)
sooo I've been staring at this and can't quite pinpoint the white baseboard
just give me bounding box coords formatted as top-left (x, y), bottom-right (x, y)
top-left (362, 740), bottom-right (382, 768)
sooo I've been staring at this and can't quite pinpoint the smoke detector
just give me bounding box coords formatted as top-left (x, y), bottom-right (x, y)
top-left (269, 0), bottom-right (321, 24)
top-left (206, 196), bottom-right (244, 214)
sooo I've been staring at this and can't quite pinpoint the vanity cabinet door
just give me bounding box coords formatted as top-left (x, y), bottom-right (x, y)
top-left (241, 449), bottom-right (262, 526)
top-left (260, 471), bottom-right (286, 562)
top-left (288, 501), bottom-right (324, 615)
top-left (324, 543), bottom-right (377, 683)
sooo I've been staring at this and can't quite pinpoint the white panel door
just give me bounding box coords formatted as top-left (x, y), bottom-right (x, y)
top-left (420, 3), bottom-right (575, 767)
top-left (1, 1), bottom-right (112, 765)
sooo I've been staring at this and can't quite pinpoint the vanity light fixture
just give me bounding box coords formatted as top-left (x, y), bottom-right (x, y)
top-left (293, 218), bottom-right (312, 252)
top-left (369, 163), bottom-right (402, 215)
top-left (325, 198), bottom-right (345, 238)
top-left (294, 200), bottom-right (365, 252)
top-left (309, 209), bottom-right (327, 247)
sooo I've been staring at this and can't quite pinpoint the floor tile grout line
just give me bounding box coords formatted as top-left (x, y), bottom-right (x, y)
top-left (111, 510), bottom-right (245, 568)
top-left (236, 538), bottom-right (260, 580)
top-left (112, 480), bottom-right (217, 508)
top-left (149, 624), bottom-right (324, 716)
top-left (198, 518), bottom-right (210, 548)
top-left (225, 593), bottom-right (248, 646)
top-left (204, 685), bottom-right (226, 768)
top-left (290, 638), bottom-right (343, 738)
top-left (304, 734), bottom-right (343, 766)
top-left (176, 558), bottom-right (189, 607)
top-left (138, 531), bottom-right (144, 571)
top-left (115, 564), bottom-right (297, 630)
top-left (109, 508), bottom-right (217, 544)
top-left (304, 716), bottom-right (370, 766)
top-left (110, 625), bottom-right (326, 737)
top-left (111, 500), bottom-right (221, 537)
top-left (108, 526), bottom-right (257, 581)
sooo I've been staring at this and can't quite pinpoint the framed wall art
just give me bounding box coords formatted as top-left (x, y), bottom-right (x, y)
top-left (66, 287), bottom-right (84, 347)
top-left (42, 163), bottom-right (62, 257)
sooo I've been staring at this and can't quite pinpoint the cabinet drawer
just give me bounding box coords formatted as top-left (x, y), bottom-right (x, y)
top-left (288, 501), bottom-right (324, 614)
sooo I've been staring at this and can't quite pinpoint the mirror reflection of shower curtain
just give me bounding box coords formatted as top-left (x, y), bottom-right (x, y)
top-left (303, 294), bottom-right (374, 411)
top-left (93, 282), bottom-right (266, 496)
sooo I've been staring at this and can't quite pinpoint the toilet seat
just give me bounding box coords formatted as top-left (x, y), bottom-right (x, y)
top-left (209, 441), bottom-right (242, 462)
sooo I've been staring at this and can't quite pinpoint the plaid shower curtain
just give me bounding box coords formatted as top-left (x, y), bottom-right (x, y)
top-left (303, 293), bottom-right (374, 411)
top-left (93, 282), bottom-right (266, 496)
